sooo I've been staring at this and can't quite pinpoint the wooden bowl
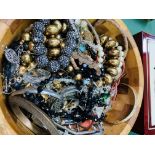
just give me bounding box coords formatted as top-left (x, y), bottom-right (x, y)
top-left (0, 19), bottom-right (144, 135)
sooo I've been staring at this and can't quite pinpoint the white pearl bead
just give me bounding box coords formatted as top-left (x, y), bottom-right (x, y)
top-left (119, 51), bottom-right (125, 57)
top-left (114, 68), bottom-right (122, 80)
top-left (98, 57), bottom-right (103, 63)
top-left (98, 46), bottom-right (103, 51)
top-left (119, 57), bottom-right (124, 62)
top-left (98, 51), bottom-right (104, 57)
top-left (117, 46), bottom-right (123, 51)
top-left (118, 62), bottom-right (123, 68)
top-left (117, 67), bottom-right (122, 74)
top-left (114, 74), bottom-right (120, 80)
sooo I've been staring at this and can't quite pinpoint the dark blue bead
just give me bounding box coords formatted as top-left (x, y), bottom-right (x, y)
top-left (48, 60), bottom-right (60, 72)
top-left (32, 21), bottom-right (45, 32)
top-left (33, 43), bottom-right (47, 55)
top-left (58, 55), bottom-right (69, 68)
top-left (32, 31), bottom-right (44, 43)
top-left (66, 39), bottom-right (77, 49)
top-left (39, 19), bottom-right (50, 25)
top-left (67, 31), bottom-right (78, 40)
top-left (36, 55), bottom-right (48, 68)
top-left (62, 46), bottom-right (73, 57)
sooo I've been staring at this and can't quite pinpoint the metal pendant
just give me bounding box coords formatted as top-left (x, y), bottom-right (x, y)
top-left (4, 48), bottom-right (19, 64)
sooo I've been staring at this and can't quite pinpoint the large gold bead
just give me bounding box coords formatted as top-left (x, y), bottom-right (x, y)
top-left (67, 65), bottom-right (74, 73)
top-left (48, 48), bottom-right (61, 59)
top-left (46, 25), bottom-right (59, 35)
top-left (100, 34), bottom-right (108, 45)
top-left (19, 66), bottom-right (27, 75)
top-left (21, 53), bottom-right (32, 64)
top-left (22, 32), bottom-right (30, 42)
top-left (108, 49), bottom-right (120, 57)
top-left (105, 40), bottom-right (116, 49)
top-left (108, 59), bottom-right (120, 67)
top-left (54, 20), bottom-right (62, 31)
top-left (62, 23), bottom-right (67, 32)
top-left (48, 38), bottom-right (60, 47)
top-left (28, 41), bottom-right (34, 51)
top-left (106, 67), bottom-right (118, 76)
top-left (103, 74), bottom-right (113, 85)
top-left (75, 74), bottom-right (82, 81)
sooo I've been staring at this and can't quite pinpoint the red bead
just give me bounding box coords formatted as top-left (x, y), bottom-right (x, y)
top-left (79, 120), bottom-right (93, 129)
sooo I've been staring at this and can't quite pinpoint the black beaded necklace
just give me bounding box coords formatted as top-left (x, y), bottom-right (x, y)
top-left (31, 19), bottom-right (80, 73)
